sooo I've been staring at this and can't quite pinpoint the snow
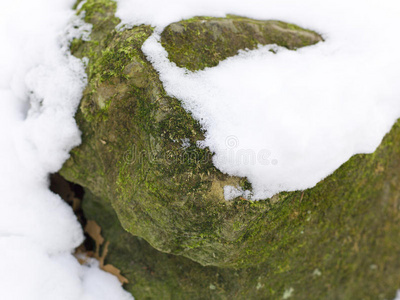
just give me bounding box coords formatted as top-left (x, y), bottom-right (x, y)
top-left (1, 0), bottom-right (399, 297)
top-left (0, 0), bottom-right (132, 299)
top-left (115, 0), bottom-right (400, 199)
top-left (395, 290), bottom-right (400, 300)
top-left (224, 185), bottom-right (252, 201)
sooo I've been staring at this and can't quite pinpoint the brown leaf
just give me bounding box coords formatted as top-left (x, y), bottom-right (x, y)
top-left (83, 220), bottom-right (128, 285)
top-left (85, 220), bottom-right (104, 245)
top-left (99, 241), bottom-right (109, 267)
top-left (85, 220), bottom-right (104, 258)
top-left (102, 264), bottom-right (129, 284)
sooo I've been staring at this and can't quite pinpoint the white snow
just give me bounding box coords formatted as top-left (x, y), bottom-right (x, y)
top-left (0, 0), bottom-right (132, 299)
top-left (115, 0), bottom-right (400, 199)
top-left (223, 185), bottom-right (252, 201)
top-left (394, 290), bottom-right (400, 300)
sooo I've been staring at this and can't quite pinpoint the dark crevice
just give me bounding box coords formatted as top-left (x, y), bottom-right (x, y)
top-left (50, 173), bottom-right (95, 252)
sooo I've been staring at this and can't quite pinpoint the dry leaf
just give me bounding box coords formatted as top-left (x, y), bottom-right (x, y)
top-left (85, 220), bottom-right (104, 258)
top-left (85, 220), bottom-right (104, 245)
top-left (103, 264), bottom-right (129, 284)
top-left (83, 220), bottom-right (128, 285)
top-left (99, 241), bottom-right (109, 267)
top-left (54, 178), bottom-right (129, 286)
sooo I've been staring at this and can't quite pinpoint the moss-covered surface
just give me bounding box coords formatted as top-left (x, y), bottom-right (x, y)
top-left (161, 15), bottom-right (323, 71)
top-left (82, 119), bottom-right (400, 299)
top-left (61, 0), bottom-right (400, 298)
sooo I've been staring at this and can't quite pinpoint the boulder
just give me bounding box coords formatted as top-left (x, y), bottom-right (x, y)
top-left (61, 0), bottom-right (400, 298)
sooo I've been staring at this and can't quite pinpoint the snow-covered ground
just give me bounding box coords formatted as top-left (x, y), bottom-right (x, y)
top-left (1, 0), bottom-right (400, 298)
top-left (0, 0), bottom-right (132, 299)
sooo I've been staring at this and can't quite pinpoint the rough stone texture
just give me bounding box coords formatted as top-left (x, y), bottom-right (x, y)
top-left (161, 15), bottom-right (323, 71)
top-left (61, 0), bottom-right (400, 299)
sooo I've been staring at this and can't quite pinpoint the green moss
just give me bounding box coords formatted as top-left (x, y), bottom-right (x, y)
top-left (79, 0), bottom-right (119, 30)
top-left (161, 15), bottom-right (323, 71)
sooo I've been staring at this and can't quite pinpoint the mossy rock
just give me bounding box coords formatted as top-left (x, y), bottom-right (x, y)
top-left (161, 15), bottom-right (323, 71)
top-left (61, 1), bottom-right (400, 298)
top-left (62, 0), bottom-right (324, 268)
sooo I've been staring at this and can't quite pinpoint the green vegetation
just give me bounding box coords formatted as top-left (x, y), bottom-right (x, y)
top-left (161, 15), bottom-right (323, 71)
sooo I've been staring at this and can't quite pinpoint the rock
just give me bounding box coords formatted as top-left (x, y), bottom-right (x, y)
top-left (61, 0), bottom-right (400, 298)
top-left (62, 0), bottom-right (323, 268)
top-left (161, 15), bottom-right (323, 71)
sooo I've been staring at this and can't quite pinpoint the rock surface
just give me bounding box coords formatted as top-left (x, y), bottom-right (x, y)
top-left (63, 0), bottom-right (323, 268)
top-left (61, 0), bottom-right (400, 298)
top-left (161, 15), bottom-right (323, 71)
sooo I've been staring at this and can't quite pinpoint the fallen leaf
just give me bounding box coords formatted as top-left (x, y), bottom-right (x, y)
top-left (103, 264), bottom-right (129, 284)
top-left (82, 220), bottom-right (128, 285)
top-left (99, 241), bottom-right (109, 267)
top-left (85, 220), bottom-right (104, 258)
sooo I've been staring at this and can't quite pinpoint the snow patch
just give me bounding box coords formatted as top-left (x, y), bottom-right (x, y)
top-left (0, 0), bottom-right (133, 299)
top-left (224, 185), bottom-right (252, 201)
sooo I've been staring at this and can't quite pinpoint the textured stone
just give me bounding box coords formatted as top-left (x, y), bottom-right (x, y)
top-left (61, 1), bottom-right (400, 298)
